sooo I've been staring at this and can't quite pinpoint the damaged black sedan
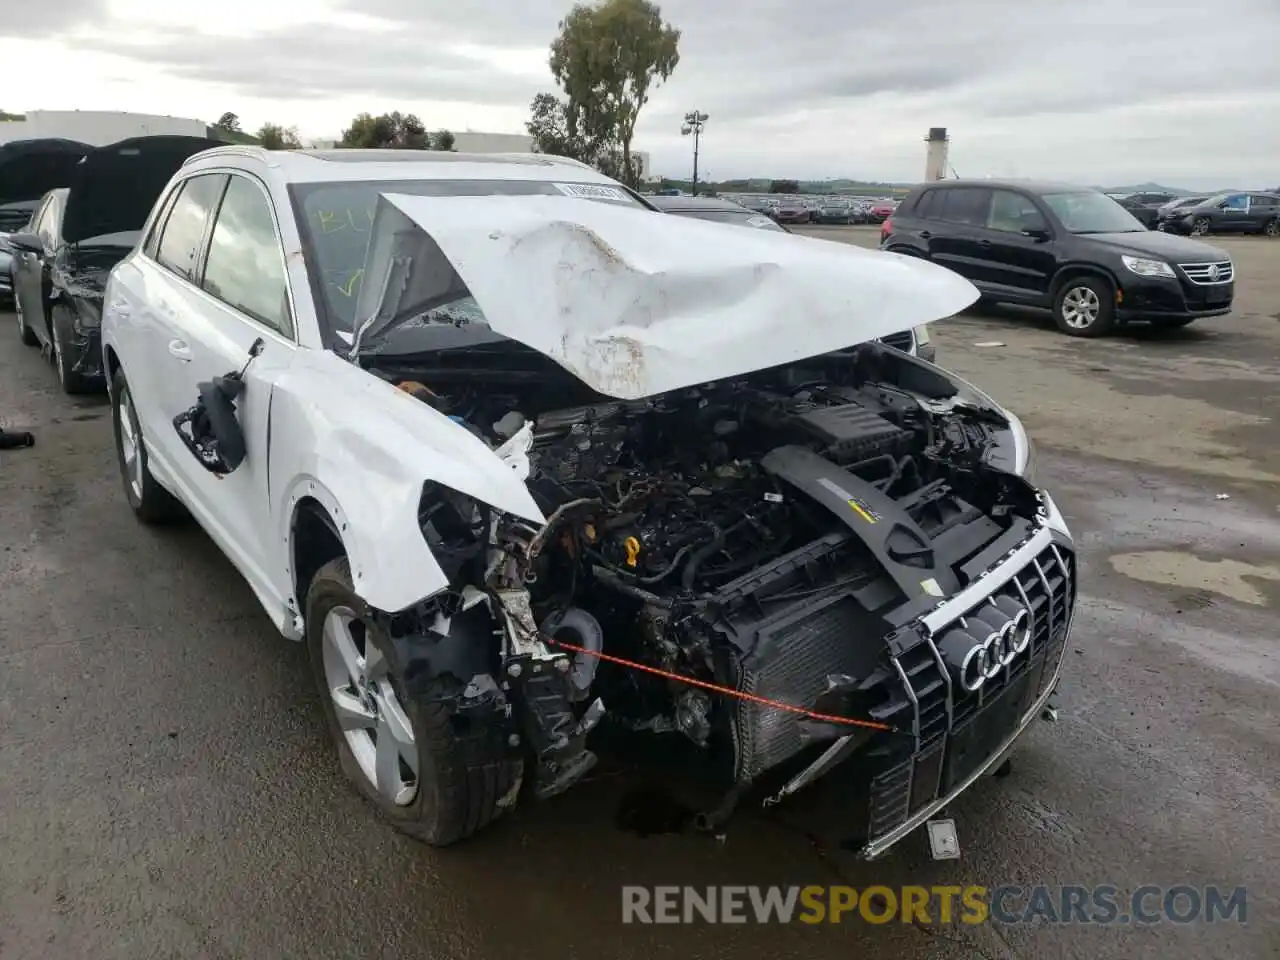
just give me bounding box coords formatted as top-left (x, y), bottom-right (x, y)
top-left (9, 134), bottom-right (222, 392)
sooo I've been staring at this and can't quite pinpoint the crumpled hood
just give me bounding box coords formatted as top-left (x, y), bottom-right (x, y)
top-left (62, 135), bottom-right (225, 244)
top-left (0, 138), bottom-right (90, 205)
top-left (355, 193), bottom-right (979, 400)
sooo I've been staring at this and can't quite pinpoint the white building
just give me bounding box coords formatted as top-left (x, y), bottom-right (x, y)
top-left (0, 110), bottom-right (212, 146)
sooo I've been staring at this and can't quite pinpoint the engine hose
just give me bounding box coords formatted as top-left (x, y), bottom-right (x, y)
top-left (543, 634), bottom-right (898, 734)
top-left (681, 525), bottom-right (726, 590)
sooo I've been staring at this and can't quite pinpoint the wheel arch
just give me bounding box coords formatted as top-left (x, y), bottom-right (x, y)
top-left (1050, 263), bottom-right (1119, 300)
top-left (290, 493), bottom-right (350, 627)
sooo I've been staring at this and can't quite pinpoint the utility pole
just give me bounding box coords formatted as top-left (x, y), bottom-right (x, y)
top-left (681, 110), bottom-right (709, 196)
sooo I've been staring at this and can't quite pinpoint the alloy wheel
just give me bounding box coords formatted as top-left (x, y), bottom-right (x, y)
top-left (322, 607), bottom-right (419, 807)
top-left (117, 386), bottom-right (145, 501)
top-left (1191, 218), bottom-right (1210, 237)
top-left (1266, 220), bottom-right (1279, 238)
top-left (1060, 286), bottom-right (1101, 330)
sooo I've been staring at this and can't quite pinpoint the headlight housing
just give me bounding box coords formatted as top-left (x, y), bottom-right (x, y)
top-left (1121, 255), bottom-right (1175, 279)
top-left (1005, 411), bottom-right (1039, 485)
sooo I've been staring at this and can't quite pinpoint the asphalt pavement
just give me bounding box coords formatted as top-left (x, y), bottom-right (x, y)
top-left (1, 232), bottom-right (1277, 959)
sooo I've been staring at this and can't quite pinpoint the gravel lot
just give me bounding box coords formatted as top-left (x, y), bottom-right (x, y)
top-left (2, 232), bottom-right (1277, 960)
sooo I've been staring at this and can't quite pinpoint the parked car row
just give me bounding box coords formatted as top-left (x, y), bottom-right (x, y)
top-left (726, 193), bottom-right (902, 225)
top-left (880, 179), bottom-right (1236, 337)
top-left (5, 146), bottom-right (1074, 857)
top-left (1, 134), bottom-right (224, 393)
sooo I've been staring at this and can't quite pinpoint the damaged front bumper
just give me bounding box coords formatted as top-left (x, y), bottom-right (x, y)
top-left (53, 295), bottom-right (105, 381)
top-left (769, 502), bottom-right (1076, 859)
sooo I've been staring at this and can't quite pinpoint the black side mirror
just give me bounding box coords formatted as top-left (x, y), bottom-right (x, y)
top-left (6, 232), bottom-right (42, 254)
top-left (1021, 227), bottom-right (1051, 242)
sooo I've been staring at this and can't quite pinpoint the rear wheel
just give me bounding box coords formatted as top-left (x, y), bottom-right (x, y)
top-left (1190, 217), bottom-right (1211, 237)
top-left (1053, 276), bottom-right (1115, 337)
top-left (307, 557), bottom-right (521, 846)
top-left (110, 368), bottom-right (186, 523)
top-left (1264, 218), bottom-right (1279, 238)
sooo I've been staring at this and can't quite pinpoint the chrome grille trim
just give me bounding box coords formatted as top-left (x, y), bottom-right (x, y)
top-left (1179, 260), bottom-right (1233, 285)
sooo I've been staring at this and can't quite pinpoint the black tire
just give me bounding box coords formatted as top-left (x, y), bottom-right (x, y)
top-left (1264, 218), bottom-right (1280, 239)
top-left (110, 368), bottom-right (186, 523)
top-left (1190, 217), bottom-right (1211, 237)
top-left (306, 557), bottom-right (521, 846)
top-left (1052, 275), bottom-right (1116, 337)
top-left (50, 305), bottom-right (97, 395)
top-left (15, 292), bottom-right (38, 346)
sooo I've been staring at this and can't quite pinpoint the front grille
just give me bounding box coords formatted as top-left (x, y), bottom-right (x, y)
top-left (1179, 260), bottom-right (1233, 284)
top-left (864, 541), bottom-right (1075, 838)
top-left (879, 330), bottom-right (915, 353)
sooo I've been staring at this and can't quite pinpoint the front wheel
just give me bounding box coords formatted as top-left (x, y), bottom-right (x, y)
top-left (1053, 277), bottom-right (1115, 337)
top-left (51, 306), bottom-right (97, 395)
top-left (15, 292), bottom-right (38, 346)
top-left (1190, 217), bottom-right (1211, 237)
top-left (307, 557), bottom-right (521, 846)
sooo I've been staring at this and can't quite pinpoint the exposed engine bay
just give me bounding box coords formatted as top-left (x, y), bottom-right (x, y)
top-left (369, 341), bottom-right (1045, 816)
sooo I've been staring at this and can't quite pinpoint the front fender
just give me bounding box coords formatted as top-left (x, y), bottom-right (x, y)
top-left (270, 349), bottom-right (546, 613)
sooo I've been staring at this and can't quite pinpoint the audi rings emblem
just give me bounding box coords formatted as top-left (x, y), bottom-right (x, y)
top-left (936, 597), bottom-right (1032, 692)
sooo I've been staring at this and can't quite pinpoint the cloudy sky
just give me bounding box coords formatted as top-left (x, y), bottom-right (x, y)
top-left (4, 0), bottom-right (1278, 188)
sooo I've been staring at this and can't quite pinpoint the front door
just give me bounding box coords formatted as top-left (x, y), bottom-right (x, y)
top-left (14, 194), bottom-right (60, 341)
top-left (977, 189), bottom-right (1058, 301)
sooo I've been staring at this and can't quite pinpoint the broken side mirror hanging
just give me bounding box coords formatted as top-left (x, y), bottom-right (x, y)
top-left (172, 338), bottom-right (264, 476)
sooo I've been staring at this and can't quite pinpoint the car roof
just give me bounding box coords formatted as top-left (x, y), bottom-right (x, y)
top-left (648, 195), bottom-right (751, 213)
top-left (912, 178), bottom-right (1095, 195)
top-left (180, 146), bottom-right (614, 186)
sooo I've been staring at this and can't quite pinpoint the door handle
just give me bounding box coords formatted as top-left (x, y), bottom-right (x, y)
top-left (168, 340), bottom-right (193, 362)
top-left (919, 230), bottom-right (932, 239)
top-left (978, 239), bottom-right (992, 247)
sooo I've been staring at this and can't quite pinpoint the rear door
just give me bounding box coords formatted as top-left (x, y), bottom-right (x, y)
top-left (922, 187), bottom-right (994, 284)
top-left (158, 171), bottom-right (297, 601)
top-left (126, 173), bottom-right (229, 462)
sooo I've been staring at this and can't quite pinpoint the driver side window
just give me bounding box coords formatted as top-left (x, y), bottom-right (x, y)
top-left (986, 190), bottom-right (1048, 233)
top-left (1222, 194), bottom-right (1248, 212)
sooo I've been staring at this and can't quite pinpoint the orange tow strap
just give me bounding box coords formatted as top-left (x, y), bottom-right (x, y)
top-left (543, 636), bottom-right (897, 733)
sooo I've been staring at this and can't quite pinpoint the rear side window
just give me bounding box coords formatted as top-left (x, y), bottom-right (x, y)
top-left (911, 189), bottom-right (939, 218)
top-left (156, 174), bottom-right (228, 281)
top-left (201, 176), bottom-right (293, 337)
top-left (1249, 195), bottom-right (1277, 208)
top-left (936, 188), bottom-right (991, 226)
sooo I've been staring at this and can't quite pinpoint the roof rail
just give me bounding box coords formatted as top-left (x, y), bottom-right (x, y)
top-left (182, 144), bottom-right (270, 166)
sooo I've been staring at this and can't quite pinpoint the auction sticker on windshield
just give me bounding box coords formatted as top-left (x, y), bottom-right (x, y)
top-left (747, 216), bottom-right (774, 228)
top-left (554, 182), bottom-right (633, 203)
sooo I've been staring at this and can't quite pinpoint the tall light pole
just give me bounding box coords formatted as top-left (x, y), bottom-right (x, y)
top-left (681, 110), bottom-right (709, 196)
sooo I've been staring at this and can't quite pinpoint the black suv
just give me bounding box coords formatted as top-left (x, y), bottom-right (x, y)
top-left (881, 180), bottom-right (1234, 337)
top-left (1159, 192), bottom-right (1280, 237)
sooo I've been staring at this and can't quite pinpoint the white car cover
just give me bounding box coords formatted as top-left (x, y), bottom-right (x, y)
top-left (354, 193), bottom-right (979, 400)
